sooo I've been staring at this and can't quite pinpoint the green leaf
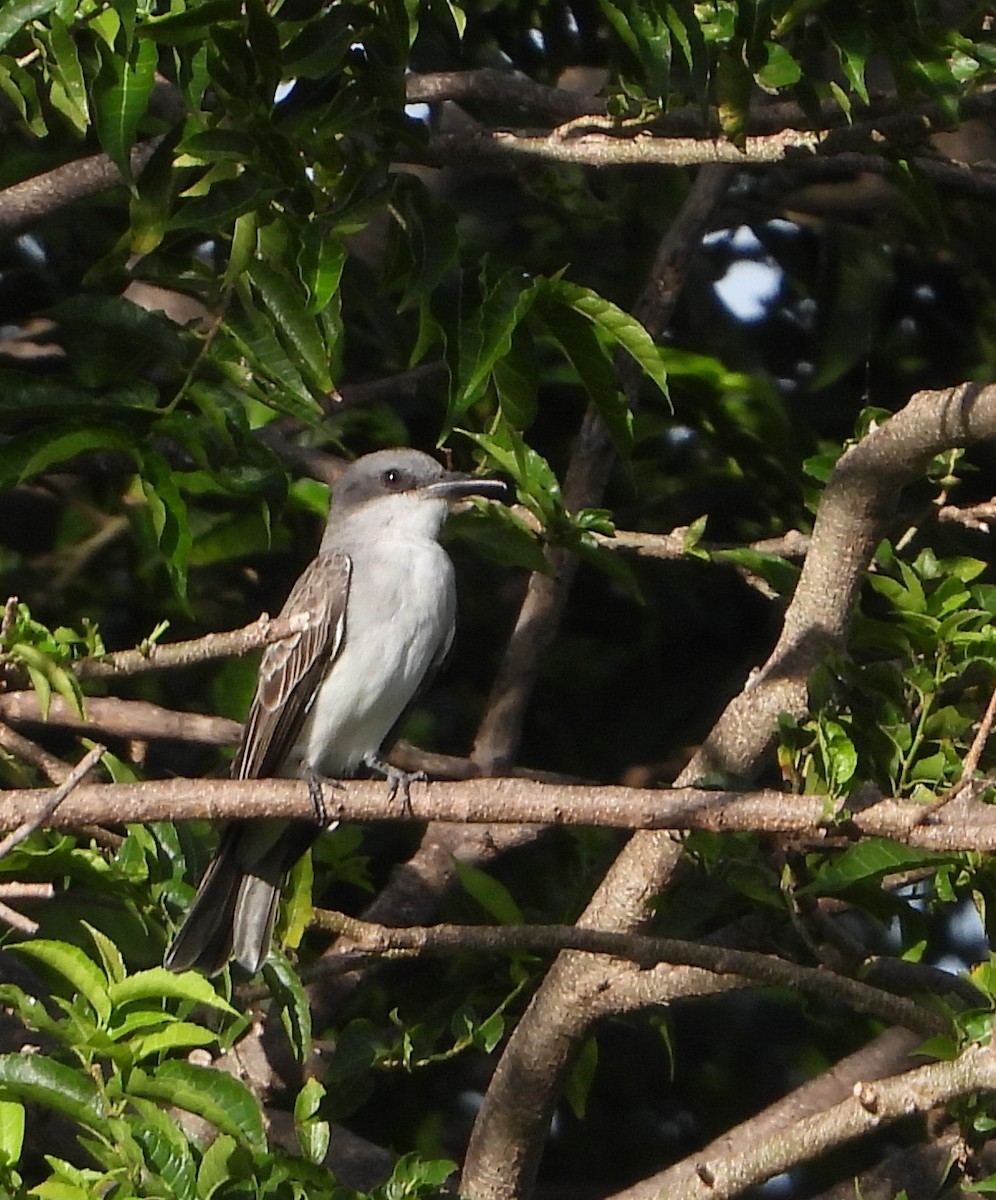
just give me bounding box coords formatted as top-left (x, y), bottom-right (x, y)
top-left (247, 260), bottom-right (332, 392)
top-left (107, 967), bottom-right (238, 1016)
top-left (447, 503), bottom-right (550, 575)
top-left (127, 1063), bottom-right (266, 1150)
top-left (713, 548), bottom-right (800, 596)
top-left (714, 47), bottom-right (753, 147)
top-left (139, 449), bottom-right (192, 601)
top-left (169, 174), bottom-right (269, 232)
top-left (45, 14), bottom-right (90, 133)
top-left (533, 298), bottom-right (630, 451)
top-left (142, 0), bottom-right (242, 43)
top-left (297, 229), bottom-right (347, 315)
top-left (94, 36), bottom-right (158, 180)
top-left (196, 1133), bottom-right (247, 1199)
top-left (294, 1078), bottom-right (329, 1165)
top-left (454, 861), bottom-right (523, 925)
top-left (263, 954), bottom-right (312, 1064)
top-left (9, 942), bottom-right (111, 1027)
top-left (0, 1055), bottom-right (105, 1130)
top-left (0, 1100), bottom-right (24, 1164)
top-left (223, 293), bottom-right (324, 422)
top-left (564, 1035), bottom-right (598, 1119)
top-left (451, 274), bottom-right (543, 422)
top-left (805, 839), bottom-right (958, 894)
top-left (11, 426), bottom-right (137, 486)
top-left (126, 1097), bottom-right (196, 1197)
top-left (540, 278), bottom-right (669, 405)
top-left (129, 1021), bottom-right (218, 1062)
top-left (756, 40), bottom-right (802, 90)
top-left (492, 324), bottom-right (538, 431)
top-left (0, 0), bottom-right (58, 54)
top-left (463, 424), bottom-right (563, 528)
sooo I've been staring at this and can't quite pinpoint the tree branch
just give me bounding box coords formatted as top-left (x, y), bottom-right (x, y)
top-left (0, 692), bottom-right (241, 746)
top-left (0, 139), bottom-right (163, 239)
top-left (616, 1040), bottom-right (996, 1200)
top-left (458, 380), bottom-right (996, 1200)
top-left (309, 909), bottom-right (945, 1036)
top-left (3, 774), bottom-right (996, 848)
top-left (75, 611), bottom-right (317, 680)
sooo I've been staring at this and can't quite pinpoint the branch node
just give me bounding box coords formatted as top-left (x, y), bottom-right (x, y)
top-left (853, 1081), bottom-right (880, 1113)
top-left (695, 1162), bottom-right (716, 1187)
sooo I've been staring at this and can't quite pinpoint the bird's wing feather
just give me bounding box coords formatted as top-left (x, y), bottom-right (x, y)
top-left (233, 551), bottom-right (351, 780)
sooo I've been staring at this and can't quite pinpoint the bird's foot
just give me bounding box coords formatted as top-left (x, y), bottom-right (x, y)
top-left (361, 752), bottom-right (427, 814)
top-left (303, 765), bottom-right (341, 826)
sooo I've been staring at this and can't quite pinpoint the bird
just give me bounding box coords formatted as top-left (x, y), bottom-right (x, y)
top-left (165, 448), bottom-right (508, 975)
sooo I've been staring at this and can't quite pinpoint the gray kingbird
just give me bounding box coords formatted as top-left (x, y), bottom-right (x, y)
top-left (165, 448), bottom-right (508, 975)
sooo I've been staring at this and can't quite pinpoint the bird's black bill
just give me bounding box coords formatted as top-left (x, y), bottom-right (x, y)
top-left (422, 476), bottom-right (510, 502)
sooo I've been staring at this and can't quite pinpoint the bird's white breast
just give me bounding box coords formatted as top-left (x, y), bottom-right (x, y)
top-left (291, 533), bottom-right (456, 776)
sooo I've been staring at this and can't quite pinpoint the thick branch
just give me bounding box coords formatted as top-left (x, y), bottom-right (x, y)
top-left (0, 692), bottom-right (241, 746)
top-left (0, 139), bottom-right (162, 240)
top-left (407, 69), bottom-right (607, 122)
top-left (3, 775), bottom-right (996, 849)
top-left (628, 1041), bottom-right (996, 1200)
top-left (426, 127), bottom-right (825, 170)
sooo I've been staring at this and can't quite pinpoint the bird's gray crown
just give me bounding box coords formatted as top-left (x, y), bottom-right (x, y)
top-left (332, 449), bottom-right (451, 516)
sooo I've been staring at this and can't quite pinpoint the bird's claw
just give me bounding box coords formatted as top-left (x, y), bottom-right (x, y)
top-left (361, 753), bottom-right (426, 815)
top-left (304, 765), bottom-right (340, 826)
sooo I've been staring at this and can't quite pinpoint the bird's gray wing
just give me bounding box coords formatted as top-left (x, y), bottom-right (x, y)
top-left (233, 551), bottom-right (351, 780)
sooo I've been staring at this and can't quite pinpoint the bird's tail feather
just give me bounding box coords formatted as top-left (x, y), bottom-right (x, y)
top-left (165, 820), bottom-right (317, 976)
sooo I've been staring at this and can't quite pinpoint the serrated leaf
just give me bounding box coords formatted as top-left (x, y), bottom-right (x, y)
top-left (294, 1078), bottom-right (329, 1164)
top-left (127, 1096), bottom-right (196, 1196)
top-left (0, 1054), bottom-right (105, 1129)
top-left (127, 1062), bottom-right (266, 1150)
top-left (108, 967), bottom-right (238, 1016)
top-left (129, 1021), bottom-right (218, 1061)
top-left (9, 942), bottom-right (111, 1027)
top-left (263, 953), bottom-right (312, 1064)
top-left (197, 1133), bottom-right (244, 1199)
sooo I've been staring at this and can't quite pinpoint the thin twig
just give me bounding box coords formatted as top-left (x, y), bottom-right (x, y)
top-left (0, 742), bottom-right (105, 860)
top-left (916, 677), bottom-right (996, 823)
top-left (0, 719), bottom-right (72, 784)
top-left (75, 612), bottom-right (314, 680)
top-left (0, 900), bottom-right (39, 935)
